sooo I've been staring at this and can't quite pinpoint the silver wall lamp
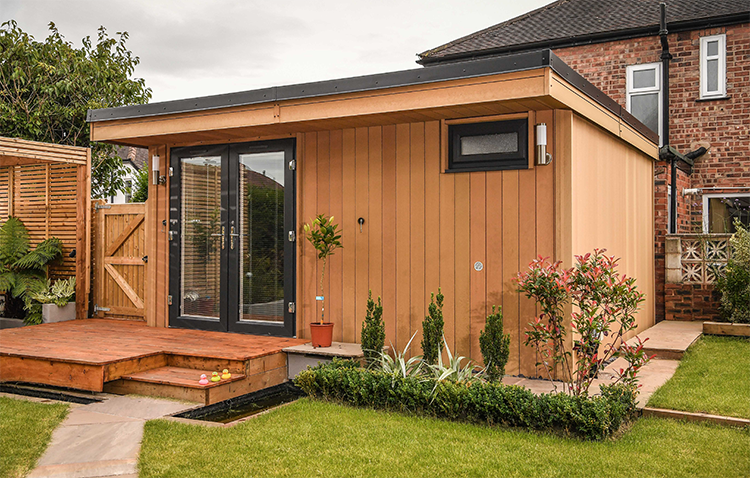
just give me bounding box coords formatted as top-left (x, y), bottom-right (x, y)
top-left (535, 123), bottom-right (552, 165)
top-left (151, 155), bottom-right (166, 185)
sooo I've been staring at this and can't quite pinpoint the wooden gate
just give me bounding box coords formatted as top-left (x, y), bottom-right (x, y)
top-left (93, 203), bottom-right (147, 320)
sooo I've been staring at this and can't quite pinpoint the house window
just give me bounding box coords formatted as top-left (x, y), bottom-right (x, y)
top-left (626, 63), bottom-right (662, 144)
top-left (124, 180), bottom-right (133, 203)
top-left (703, 194), bottom-right (750, 233)
top-left (700, 34), bottom-right (726, 99)
top-left (448, 119), bottom-right (528, 171)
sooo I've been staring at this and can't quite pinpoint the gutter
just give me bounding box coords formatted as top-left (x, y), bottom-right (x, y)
top-left (659, 3), bottom-right (677, 235)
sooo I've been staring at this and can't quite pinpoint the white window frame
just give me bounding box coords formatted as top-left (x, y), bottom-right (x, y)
top-left (626, 62), bottom-right (662, 145)
top-left (700, 34), bottom-right (727, 99)
top-left (702, 193), bottom-right (750, 233)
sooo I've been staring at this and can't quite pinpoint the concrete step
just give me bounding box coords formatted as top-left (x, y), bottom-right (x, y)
top-left (628, 320), bottom-right (703, 360)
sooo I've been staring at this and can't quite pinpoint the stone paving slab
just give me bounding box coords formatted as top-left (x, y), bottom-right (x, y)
top-left (27, 394), bottom-right (195, 478)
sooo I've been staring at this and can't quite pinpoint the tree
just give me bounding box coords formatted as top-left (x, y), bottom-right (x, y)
top-left (129, 167), bottom-right (149, 203)
top-left (0, 20), bottom-right (152, 198)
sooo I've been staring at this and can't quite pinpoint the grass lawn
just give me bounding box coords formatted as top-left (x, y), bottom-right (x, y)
top-left (0, 396), bottom-right (68, 478)
top-left (648, 335), bottom-right (750, 419)
top-left (140, 398), bottom-right (750, 478)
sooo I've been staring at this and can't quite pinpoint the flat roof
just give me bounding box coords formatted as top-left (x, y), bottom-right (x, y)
top-left (87, 50), bottom-right (657, 144)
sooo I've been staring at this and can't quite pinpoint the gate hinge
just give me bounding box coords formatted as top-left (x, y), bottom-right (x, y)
top-left (289, 160), bottom-right (296, 171)
top-left (93, 304), bottom-right (110, 312)
top-left (288, 230), bottom-right (296, 242)
top-left (94, 204), bottom-right (112, 210)
top-left (288, 302), bottom-right (295, 314)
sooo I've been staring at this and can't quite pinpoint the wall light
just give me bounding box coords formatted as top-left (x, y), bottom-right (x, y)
top-left (535, 123), bottom-right (552, 166)
top-left (151, 155), bottom-right (166, 185)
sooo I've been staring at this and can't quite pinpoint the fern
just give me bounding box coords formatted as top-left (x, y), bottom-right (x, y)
top-left (0, 217), bottom-right (30, 265)
top-left (13, 237), bottom-right (63, 270)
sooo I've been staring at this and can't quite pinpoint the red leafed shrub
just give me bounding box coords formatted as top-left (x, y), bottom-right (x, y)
top-left (517, 249), bottom-right (652, 397)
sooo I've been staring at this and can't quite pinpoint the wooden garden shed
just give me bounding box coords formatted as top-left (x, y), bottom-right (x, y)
top-left (87, 50), bottom-right (657, 377)
top-left (0, 137), bottom-right (92, 320)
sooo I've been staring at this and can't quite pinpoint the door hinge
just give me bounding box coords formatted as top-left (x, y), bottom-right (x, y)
top-left (93, 304), bottom-right (110, 313)
top-left (289, 160), bottom-right (296, 171)
top-left (168, 295), bottom-right (173, 306)
top-left (168, 230), bottom-right (177, 241)
top-left (288, 230), bottom-right (296, 242)
top-left (169, 166), bottom-right (174, 177)
top-left (288, 302), bottom-right (296, 313)
top-left (94, 204), bottom-right (111, 210)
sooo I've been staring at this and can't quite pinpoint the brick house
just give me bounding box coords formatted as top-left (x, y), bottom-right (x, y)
top-left (419, 0), bottom-right (749, 322)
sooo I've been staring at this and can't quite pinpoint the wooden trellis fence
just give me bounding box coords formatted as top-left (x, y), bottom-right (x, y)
top-left (0, 137), bottom-right (91, 319)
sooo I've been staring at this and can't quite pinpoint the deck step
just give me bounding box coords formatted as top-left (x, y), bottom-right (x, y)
top-left (120, 366), bottom-right (246, 389)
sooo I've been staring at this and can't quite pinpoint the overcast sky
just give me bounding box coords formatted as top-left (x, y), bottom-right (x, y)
top-left (2, 0), bottom-right (551, 103)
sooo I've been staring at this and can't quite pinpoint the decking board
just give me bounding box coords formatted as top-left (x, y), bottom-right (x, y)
top-left (0, 319), bottom-right (306, 397)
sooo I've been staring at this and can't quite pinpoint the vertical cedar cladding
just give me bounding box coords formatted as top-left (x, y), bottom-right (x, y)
top-left (298, 117), bottom-right (556, 377)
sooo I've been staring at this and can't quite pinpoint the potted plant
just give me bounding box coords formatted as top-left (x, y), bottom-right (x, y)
top-left (28, 278), bottom-right (76, 323)
top-left (303, 214), bottom-right (342, 347)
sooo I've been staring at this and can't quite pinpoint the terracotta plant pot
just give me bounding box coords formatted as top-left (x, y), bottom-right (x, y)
top-left (310, 322), bottom-right (334, 348)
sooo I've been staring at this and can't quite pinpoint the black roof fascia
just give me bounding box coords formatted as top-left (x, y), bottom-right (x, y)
top-left (87, 50), bottom-right (552, 123)
top-left (87, 49), bottom-right (657, 145)
top-left (417, 12), bottom-right (749, 66)
top-left (549, 54), bottom-right (659, 143)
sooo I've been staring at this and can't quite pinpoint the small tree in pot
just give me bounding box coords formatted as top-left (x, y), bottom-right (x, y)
top-left (303, 214), bottom-right (342, 347)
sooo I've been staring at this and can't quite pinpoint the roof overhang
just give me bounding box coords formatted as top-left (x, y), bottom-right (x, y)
top-left (88, 50), bottom-right (657, 158)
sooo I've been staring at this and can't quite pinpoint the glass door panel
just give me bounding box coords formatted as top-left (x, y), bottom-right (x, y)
top-left (237, 151), bottom-right (285, 323)
top-left (181, 155), bottom-right (223, 319)
top-left (170, 140), bottom-right (295, 336)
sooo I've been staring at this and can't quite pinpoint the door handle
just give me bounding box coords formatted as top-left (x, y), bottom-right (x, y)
top-left (212, 226), bottom-right (225, 249)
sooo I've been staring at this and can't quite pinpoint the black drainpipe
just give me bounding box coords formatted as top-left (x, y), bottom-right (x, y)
top-left (660, 3), bottom-right (675, 234)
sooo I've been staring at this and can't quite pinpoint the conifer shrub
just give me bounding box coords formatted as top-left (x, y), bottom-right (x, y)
top-left (479, 306), bottom-right (511, 381)
top-left (421, 289), bottom-right (444, 365)
top-left (361, 290), bottom-right (385, 361)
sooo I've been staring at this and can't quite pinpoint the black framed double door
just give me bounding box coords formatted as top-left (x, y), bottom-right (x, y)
top-left (169, 139), bottom-right (296, 336)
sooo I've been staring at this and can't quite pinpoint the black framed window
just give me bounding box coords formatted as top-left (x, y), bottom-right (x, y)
top-left (448, 119), bottom-right (528, 172)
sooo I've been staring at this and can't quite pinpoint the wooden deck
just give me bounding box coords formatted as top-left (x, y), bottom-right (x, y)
top-left (0, 319), bottom-right (306, 405)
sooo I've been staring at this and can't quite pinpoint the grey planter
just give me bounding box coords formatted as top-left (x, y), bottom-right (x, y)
top-left (42, 303), bottom-right (76, 323)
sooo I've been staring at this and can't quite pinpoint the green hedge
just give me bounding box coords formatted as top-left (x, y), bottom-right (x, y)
top-left (295, 360), bottom-right (637, 441)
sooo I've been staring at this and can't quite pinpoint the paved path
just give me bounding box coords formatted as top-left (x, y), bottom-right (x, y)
top-left (503, 320), bottom-right (704, 407)
top-left (27, 395), bottom-right (194, 478)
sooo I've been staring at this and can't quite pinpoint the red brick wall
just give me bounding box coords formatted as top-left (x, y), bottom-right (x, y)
top-left (664, 283), bottom-right (721, 321)
top-left (553, 22), bottom-right (750, 321)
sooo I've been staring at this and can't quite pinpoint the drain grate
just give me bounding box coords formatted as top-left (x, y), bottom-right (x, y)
top-left (0, 383), bottom-right (103, 405)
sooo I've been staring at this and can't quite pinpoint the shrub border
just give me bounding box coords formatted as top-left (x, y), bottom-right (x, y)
top-left (294, 360), bottom-right (637, 441)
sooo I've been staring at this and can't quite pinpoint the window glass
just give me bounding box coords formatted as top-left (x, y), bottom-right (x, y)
top-left (630, 93), bottom-right (659, 134)
top-left (626, 63), bottom-right (661, 143)
top-left (632, 69), bottom-right (655, 89)
top-left (707, 40), bottom-right (719, 57)
top-left (700, 34), bottom-right (726, 98)
top-left (707, 196), bottom-right (750, 233)
top-left (460, 133), bottom-right (518, 155)
top-left (707, 59), bottom-right (719, 92)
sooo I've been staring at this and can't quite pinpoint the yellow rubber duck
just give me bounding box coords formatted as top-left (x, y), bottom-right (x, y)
top-left (210, 371), bottom-right (221, 382)
top-left (221, 369), bottom-right (231, 380)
